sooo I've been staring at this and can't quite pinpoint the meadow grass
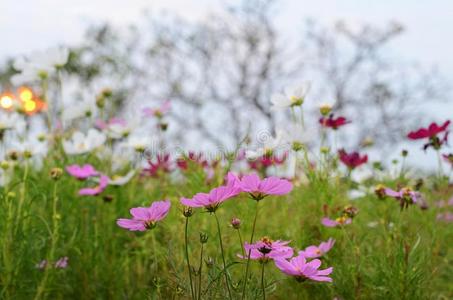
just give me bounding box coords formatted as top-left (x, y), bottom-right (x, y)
top-left (0, 151), bottom-right (452, 300)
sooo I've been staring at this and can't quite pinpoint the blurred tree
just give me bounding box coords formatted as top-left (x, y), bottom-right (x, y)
top-left (0, 0), bottom-right (447, 151)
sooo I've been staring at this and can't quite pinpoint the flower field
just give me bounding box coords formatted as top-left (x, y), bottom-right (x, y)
top-left (0, 46), bottom-right (452, 300)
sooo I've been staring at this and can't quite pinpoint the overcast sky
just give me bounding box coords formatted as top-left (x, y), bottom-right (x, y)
top-left (1, 0), bottom-right (452, 170)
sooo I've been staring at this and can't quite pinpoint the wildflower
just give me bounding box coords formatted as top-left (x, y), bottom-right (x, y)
top-left (227, 172), bottom-right (293, 201)
top-left (238, 237), bottom-right (294, 262)
top-left (36, 260), bottom-right (47, 270)
top-left (11, 47), bottom-right (69, 84)
top-left (230, 217), bottom-right (241, 229)
top-left (66, 164), bottom-right (99, 180)
top-left (342, 205), bottom-right (359, 218)
top-left (321, 216), bottom-right (352, 228)
top-left (384, 187), bottom-right (424, 210)
top-left (124, 135), bottom-right (151, 153)
top-left (143, 154), bottom-right (172, 177)
top-left (319, 104), bottom-right (332, 116)
top-left (245, 131), bottom-right (283, 160)
top-left (95, 118), bottom-right (131, 139)
top-left (143, 100), bottom-right (171, 118)
top-left (300, 238), bottom-right (335, 259)
top-left (199, 232), bottom-right (209, 244)
top-left (55, 257), bottom-right (69, 269)
top-left (62, 99), bottom-right (97, 121)
top-left (436, 212), bottom-right (453, 223)
top-left (180, 185), bottom-right (240, 212)
top-left (274, 253), bottom-right (333, 282)
top-left (319, 114), bottom-right (350, 130)
top-left (270, 84), bottom-right (310, 109)
top-left (107, 171), bottom-right (135, 186)
top-left (407, 120), bottom-right (450, 150)
top-left (338, 149), bottom-right (368, 169)
top-left (117, 200), bottom-right (171, 231)
top-left (50, 168), bottom-right (63, 180)
top-left (63, 129), bottom-right (106, 155)
top-left (78, 175), bottom-right (109, 196)
top-left (247, 153), bottom-right (287, 172)
top-left (176, 152), bottom-right (208, 170)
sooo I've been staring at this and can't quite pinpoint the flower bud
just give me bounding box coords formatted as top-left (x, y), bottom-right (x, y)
top-left (320, 146), bottom-right (330, 154)
top-left (230, 217), bottom-right (241, 229)
top-left (319, 104), bottom-right (332, 116)
top-left (401, 149), bottom-right (408, 157)
top-left (23, 150), bottom-right (32, 159)
top-left (205, 257), bottom-right (214, 268)
top-left (0, 160), bottom-right (10, 170)
top-left (103, 195), bottom-right (114, 203)
top-left (50, 168), bottom-right (63, 180)
top-left (374, 184), bottom-right (386, 199)
top-left (8, 151), bottom-right (19, 161)
top-left (183, 206), bottom-right (193, 218)
top-left (199, 232), bottom-right (208, 244)
top-left (343, 205), bottom-right (358, 218)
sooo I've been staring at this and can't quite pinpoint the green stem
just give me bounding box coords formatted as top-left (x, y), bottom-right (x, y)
top-left (214, 212), bottom-right (232, 299)
top-left (237, 229), bottom-right (245, 258)
top-left (34, 181), bottom-right (59, 300)
top-left (436, 150), bottom-right (443, 179)
top-left (197, 243), bottom-right (204, 300)
top-left (241, 201), bottom-right (260, 300)
top-left (260, 263), bottom-right (266, 300)
top-left (184, 218), bottom-right (195, 299)
top-left (15, 160), bottom-right (29, 235)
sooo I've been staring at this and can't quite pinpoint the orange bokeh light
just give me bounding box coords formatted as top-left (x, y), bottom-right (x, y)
top-left (18, 87), bottom-right (33, 102)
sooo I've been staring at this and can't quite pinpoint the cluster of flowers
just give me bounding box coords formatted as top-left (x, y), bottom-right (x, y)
top-left (117, 172), bottom-right (335, 283)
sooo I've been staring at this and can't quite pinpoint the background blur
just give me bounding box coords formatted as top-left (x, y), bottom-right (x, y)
top-left (0, 0), bottom-right (451, 170)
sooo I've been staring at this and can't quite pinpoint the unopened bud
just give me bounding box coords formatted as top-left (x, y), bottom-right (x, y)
top-left (50, 168), bottom-right (63, 180)
top-left (401, 149), bottom-right (408, 157)
top-left (1, 160), bottom-right (10, 170)
top-left (199, 232), bottom-right (208, 244)
top-left (230, 217), bottom-right (241, 229)
top-left (183, 207), bottom-right (193, 218)
top-left (319, 104), bottom-right (332, 116)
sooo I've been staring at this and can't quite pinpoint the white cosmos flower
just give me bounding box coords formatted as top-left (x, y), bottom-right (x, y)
top-left (245, 131), bottom-right (284, 159)
top-left (63, 129), bottom-right (106, 155)
top-left (0, 112), bottom-right (26, 134)
top-left (107, 170), bottom-right (135, 186)
top-left (278, 124), bottom-right (314, 151)
top-left (270, 83), bottom-right (310, 110)
top-left (11, 47), bottom-right (69, 85)
top-left (124, 135), bottom-right (152, 152)
top-left (62, 99), bottom-right (97, 122)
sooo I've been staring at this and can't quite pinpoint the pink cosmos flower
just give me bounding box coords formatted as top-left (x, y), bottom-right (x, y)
top-left (36, 260), bottom-right (47, 270)
top-left (247, 153), bottom-right (287, 172)
top-left (117, 200), bottom-right (171, 231)
top-left (55, 257), bottom-right (69, 269)
top-left (319, 114), bottom-right (350, 130)
top-left (66, 164), bottom-right (99, 180)
top-left (274, 253), bottom-right (333, 282)
top-left (180, 185), bottom-right (240, 212)
top-left (238, 238), bottom-right (294, 261)
top-left (227, 172), bottom-right (293, 200)
top-left (143, 100), bottom-right (171, 118)
top-left (78, 175), bottom-right (109, 196)
top-left (300, 238), bottom-right (335, 258)
top-left (143, 154), bottom-right (173, 177)
top-left (338, 149), bottom-right (368, 169)
top-left (384, 187), bottom-right (426, 210)
top-left (436, 212), bottom-right (453, 223)
top-left (321, 217), bottom-right (352, 228)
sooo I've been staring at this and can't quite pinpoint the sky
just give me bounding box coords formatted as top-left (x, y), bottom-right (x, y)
top-left (1, 0), bottom-right (452, 170)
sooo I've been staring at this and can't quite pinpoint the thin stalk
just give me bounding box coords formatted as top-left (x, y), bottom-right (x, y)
top-left (436, 150), bottom-right (443, 179)
top-left (237, 229), bottom-right (245, 258)
top-left (197, 243), bottom-right (204, 300)
top-left (214, 212), bottom-right (232, 299)
top-left (34, 181), bottom-right (59, 300)
top-left (241, 201), bottom-right (260, 300)
top-left (260, 263), bottom-right (266, 300)
top-left (184, 218), bottom-right (195, 299)
top-left (15, 160), bottom-right (29, 235)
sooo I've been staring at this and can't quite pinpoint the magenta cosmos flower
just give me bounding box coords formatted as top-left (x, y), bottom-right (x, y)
top-left (338, 149), bottom-right (368, 169)
top-left (274, 253), bottom-right (333, 282)
top-left (227, 172), bottom-right (293, 201)
top-left (321, 217), bottom-right (352, 228)
top-left (407, 120), bottom-right (450, 150)
top-left (180, 185), bottom-right (240, 212)
top-left (78, 175), bottom-right (109, 196)
top-left (319, 114), bottom-right (350, 130)
top-left (55, 257), bottom-right (69, 269)
top-left (66, 164), bottom-right (98, 180)
top-left (117, 200), bottom-right (171, 231)
top-left (300, 238), bottom-right (335, 258)
top-left (238, 237), bottom-right (293, 262)
top-left (384, 187), bottom-right (425, 210)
